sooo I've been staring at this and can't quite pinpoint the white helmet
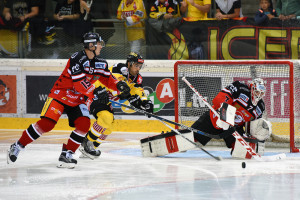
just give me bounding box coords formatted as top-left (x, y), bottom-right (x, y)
top-left (250, 78), bottom-right (266, 106)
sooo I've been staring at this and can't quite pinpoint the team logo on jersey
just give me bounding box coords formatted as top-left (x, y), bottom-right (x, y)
top-left (95, 62), bottom-right (106, 69)
top-left (83, 61), bottom-right (90, 68)
top-left (239, 93), bottom-right (249, 102)
top-left (137, 76), bottom-right (142, 84)
top-left (72, 64), bottom-right (80, 73)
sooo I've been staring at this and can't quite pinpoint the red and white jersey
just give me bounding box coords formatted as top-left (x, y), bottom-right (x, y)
top-left (210, 81), bottom-right (265, 129)
top-left (48, 50), bottom-right (119, 107)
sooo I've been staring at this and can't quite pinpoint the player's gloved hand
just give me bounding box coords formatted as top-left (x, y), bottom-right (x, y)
top-left (93, 86), bottom-right (109, 105)
top-left (128, 94), bottom-right (142, 108)
top-left (117, 81), bottom-right (131, 100)
top-left (141, 100), bottom-right (153, 118)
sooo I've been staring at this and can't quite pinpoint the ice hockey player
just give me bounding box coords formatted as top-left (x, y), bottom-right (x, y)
top-left (79, 52), bottom-right (154, 159)
top-left (7, 32), bottom-right (130, 168)
top-left (191, 78), bottom-right (272, 158)
top-left (141, 78), bottom-right (272, 159)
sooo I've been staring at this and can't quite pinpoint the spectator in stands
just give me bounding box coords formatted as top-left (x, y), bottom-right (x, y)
top-left (180, 0), bottom-right (211, 21)
top-left (0, 0), bottom-right (39, 31)
top-left (30, 0), bottom-right (57, 46)
top-left (215, 0), bottom-right (243, 20)
top-left (255, 0), bottom-right (276, 25)
top-left (80, 0), bottom-right (92, 20)
top-left (53, 0), bottom-right (92, 57)
top-left (275, 0), bottom-right (300, 20)
top-left (148, 0), bottom-right (182, 33)
top-left (117, 0), bottom-right (147, 54)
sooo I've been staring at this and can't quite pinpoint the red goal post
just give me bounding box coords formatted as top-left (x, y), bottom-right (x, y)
top-left (174, 60), bottom-right (300, 153)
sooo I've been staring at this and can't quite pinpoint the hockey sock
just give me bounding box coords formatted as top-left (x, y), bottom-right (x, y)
top-left (87, 121), bottom-right (111, 147)
top-left (18, 124), bottom-right (42, 147)
top-left (18, 118), bottom-right (56, 147)
top-left (65, 130), bottom-right (85, 153)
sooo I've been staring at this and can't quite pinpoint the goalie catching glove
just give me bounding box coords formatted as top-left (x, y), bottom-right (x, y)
top-left (250, 118), bottom-right (272, 141)
top-left (117, 81), bottom-right (131, 100)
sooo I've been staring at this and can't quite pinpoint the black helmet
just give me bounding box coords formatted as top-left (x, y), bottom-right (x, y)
top-left (126, 52), bottom-right (144, 68)
top-left (82, 32), bottom-right (105, 49)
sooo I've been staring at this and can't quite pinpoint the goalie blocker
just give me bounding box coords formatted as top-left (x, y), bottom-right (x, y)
top-left (140, 130), bottom-right (198, 157)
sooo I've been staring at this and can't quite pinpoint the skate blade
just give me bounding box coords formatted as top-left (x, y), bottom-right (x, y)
top-left (78, 147), bottom-right (97, 160)
top-left (57, 161), bottom-right (76, 169)
top-left (7, 150), bottom-right (15, 164)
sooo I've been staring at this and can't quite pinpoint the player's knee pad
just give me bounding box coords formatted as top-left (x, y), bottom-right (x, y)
top-left (36, 118), bottom-right (56, 133)
top-left (96, 110), bottom-right (114, 129)
top-left (74, 116), bottom-right (91, 134)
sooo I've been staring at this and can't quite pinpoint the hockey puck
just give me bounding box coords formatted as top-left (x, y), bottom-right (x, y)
top-left (242, 162), bottom-right (246, 168)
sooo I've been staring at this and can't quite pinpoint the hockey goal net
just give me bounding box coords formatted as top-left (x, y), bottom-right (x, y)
top-left (174, 60), bottom-right (300, 153)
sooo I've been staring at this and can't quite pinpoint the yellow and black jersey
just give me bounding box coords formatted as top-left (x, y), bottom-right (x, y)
top-left (149, 0), bottom-right (180, 19)
top-left (117, 0), bottom-right (147, 41)
top-left (95, 62), bottom-right (147, 102)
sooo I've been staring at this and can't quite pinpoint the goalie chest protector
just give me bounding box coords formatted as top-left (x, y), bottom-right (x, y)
top-left (140, 130), bottom-right (196, 157)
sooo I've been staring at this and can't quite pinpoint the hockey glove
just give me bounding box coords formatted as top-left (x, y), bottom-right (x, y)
top-left (117, 81), bottom-right (131, 100)
top-left (141, 100), bottom-right (154, 118)
top-left (93, 86), bottom-right (109, 105)
top-left (128, 94), bottom-right (142, 108)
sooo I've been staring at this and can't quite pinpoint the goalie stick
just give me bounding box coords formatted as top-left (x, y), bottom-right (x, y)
top-left (182, 77), bottom-right (286, 162)
top-left (159, 120), bottom-right (222, 161)
top-left (109, 100), bottom-right (222, 139)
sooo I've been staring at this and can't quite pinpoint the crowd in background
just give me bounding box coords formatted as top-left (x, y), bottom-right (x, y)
top-left (0, 0), bottom-right (299, 59)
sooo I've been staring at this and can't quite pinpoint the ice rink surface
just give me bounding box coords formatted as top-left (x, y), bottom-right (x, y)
top-left (1, 131), bottom-right (300, 200)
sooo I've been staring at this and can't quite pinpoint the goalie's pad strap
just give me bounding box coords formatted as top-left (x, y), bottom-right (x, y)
top-left (140, 130), bottom-right (197, 157)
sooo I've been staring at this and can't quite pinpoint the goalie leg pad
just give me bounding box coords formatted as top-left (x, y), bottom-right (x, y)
top-left (231, 140), bottom-right (257, 159)
top-left (140, 130), bottom-right (197, 157)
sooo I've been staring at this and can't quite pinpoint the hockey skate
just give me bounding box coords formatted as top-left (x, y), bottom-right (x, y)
top-left (7, 142), bottom-right (24, 164)
top-left (57, 144), bottom-right (77, 169)
top-left (79, 137), bottom-right (101, 160)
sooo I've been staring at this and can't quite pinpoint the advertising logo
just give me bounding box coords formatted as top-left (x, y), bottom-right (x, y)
top-left (0, 75), bottom-right (17, 113)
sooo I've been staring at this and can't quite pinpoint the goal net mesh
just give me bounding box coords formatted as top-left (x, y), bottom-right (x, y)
top-left (175, 61), bottom-right (300, 151)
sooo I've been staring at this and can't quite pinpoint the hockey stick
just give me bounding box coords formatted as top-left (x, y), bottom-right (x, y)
top-left (109, 100), bottom-right (222, 139)
top-left (182, 77), bottom-right (286, 162)
top-left (159, 120), bottom-right (222, 161)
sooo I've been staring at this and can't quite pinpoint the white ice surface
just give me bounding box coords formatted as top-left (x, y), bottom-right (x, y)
top-left (1, 139), bottom-right (300, 200)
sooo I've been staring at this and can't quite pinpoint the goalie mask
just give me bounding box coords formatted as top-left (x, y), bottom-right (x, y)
top-left (250, 78), bottom-right (266, 106)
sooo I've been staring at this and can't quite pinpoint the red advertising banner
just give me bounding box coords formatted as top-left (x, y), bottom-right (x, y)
top-left (0, 75), bottom-right (17, 113)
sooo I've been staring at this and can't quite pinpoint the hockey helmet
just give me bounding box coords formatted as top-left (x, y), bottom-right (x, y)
top-left (250, 78), bottom-right (266, 106)
top-left (82, 32), bottom-right (105, 49)
top-left (126, 52), bottom-right (144, 69)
